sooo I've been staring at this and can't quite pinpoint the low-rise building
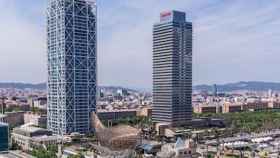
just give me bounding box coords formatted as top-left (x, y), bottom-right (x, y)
top-left (270, 101), bottom-right (280, 109)
top-left (24, 112), bottom-right (47, 127)
top-left (243, 102), bottom-right (269, 111)
top-left (0, 150), bottom-right (36, 158)
top-left (157, 138), bottom-right (200, 158)
top-left (0, 111), bottom-right (25, 127)
top-left (137, 107), bottom-right (152, 117)
top-left (195, 101), bottom-right (280, 114)
top-left (5, 100), bottom-right (30, 111)
top-left (33, 97), bottom-right (47, 110)
top-left (193, 104), bottom-right (222, 114)
top-left (97, 109), bottom-right (137, 122)
top-left (11, 126), bottom-right (58, 151)
top-left (223, 103), bottom-right (242, 113)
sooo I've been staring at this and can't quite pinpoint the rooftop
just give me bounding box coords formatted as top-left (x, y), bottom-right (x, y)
top-left (0, 122), bottom-right (8, 127)
top-left (32, 135), bottom-right (60, 142)
top-left (0, 151), bottom-right (35, 158)
top-left (13, 126), bottom-right (52, 137)
top-left (0, 114), bottom-right (7, 118)
top-left (97, 108), bottom-right (138, 113)
top-left (21, 126), bottom-right (45, 133)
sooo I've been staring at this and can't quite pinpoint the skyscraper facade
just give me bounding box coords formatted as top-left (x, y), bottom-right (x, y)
top-left (152, 11), bottom-right (192, 126)
top-left (47, 0), bottom-right (97, 134)
top-left (213, 84), bottom-right (218, 96)
top-left (0, 122), bottom-right (8, 152)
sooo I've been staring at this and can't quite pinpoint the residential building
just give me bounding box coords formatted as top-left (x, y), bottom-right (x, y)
top-left (243, 101), bottom-right (269, 111)
top-left (222, 103), bottom-right (242, 113)
top-left (5, 100), bottom-right (30, 112)
top-left (24, 112), bottom-right (47, 127)
top-left (269, 101), bottom-right (280, 109)
top-left (193, 104), bottom-right (222, 114)
top-left (152, 11), bottom-right (192, 126)
top-left (0, 112), bottom-right (25, 127)
top-left (47, 0), bottom-right (97, 134)
top-left (33, 97), bottom-right (47, 110)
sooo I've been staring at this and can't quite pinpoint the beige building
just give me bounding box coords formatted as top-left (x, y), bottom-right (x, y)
top-left (33, 97), bottom-right (47, 110)
top-left (24, 112), bottom-right (47, 127)
top-left (5, 100), bottom-right (30, 111)
top-left (137, 107), bottom-right (152, 117)
top-left (243, 102), bottom-right (269, 111)
top-left (11, 126), bottom-right (59, 151)
top-left (193, 104), bottom-right (222, 114)
top-left (222, 103), bottom-right (242, 113)
top-left (157, 138), bottom-right (200, 158)
top-left (194, 101), bottom-right (280, 114)
top-left (269, 101), bottom-right (280, 109)
top-left (0, 111), bottom-right (25, 127)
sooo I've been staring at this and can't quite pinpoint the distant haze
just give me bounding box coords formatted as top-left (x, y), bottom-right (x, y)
top-left (2, 81), bottom-right (280, 93)
top-left (0, 0), bottom-right (280, 90)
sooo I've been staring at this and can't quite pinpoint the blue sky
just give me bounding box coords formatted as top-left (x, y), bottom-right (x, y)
top-left (0, 0), bottom-right (280, 90)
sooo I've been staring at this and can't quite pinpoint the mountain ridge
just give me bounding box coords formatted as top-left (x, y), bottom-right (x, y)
top-left (1, 81), bottom-right (280, 92)
top-left (194, 81), bottom-right (280, 92)
top-left (0, 82), bottom-right (138, 92)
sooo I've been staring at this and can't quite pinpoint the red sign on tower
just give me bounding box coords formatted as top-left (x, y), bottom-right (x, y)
top-left (160, 11), bottom-right (172, 18)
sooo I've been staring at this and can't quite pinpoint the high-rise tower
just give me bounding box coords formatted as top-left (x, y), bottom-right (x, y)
top-left (152, 11), bottom-right (192, 126)
top-left (47, 0), bottom-right (97, 134)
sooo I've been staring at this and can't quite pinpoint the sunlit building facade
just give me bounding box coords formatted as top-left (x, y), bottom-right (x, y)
top-left (47, 0), bottom-right (97, 134)
top-left (153, 11), bottom-right (193, 126)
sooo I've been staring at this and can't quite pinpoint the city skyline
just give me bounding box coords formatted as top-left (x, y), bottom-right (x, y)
top-left (1, 0), bottom-right (280, 90)
top-left (1, 1), bottom-right (280, 156)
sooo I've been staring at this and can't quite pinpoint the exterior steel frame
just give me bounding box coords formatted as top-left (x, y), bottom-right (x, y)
top-left (47, 0), bottom-right (97, 134)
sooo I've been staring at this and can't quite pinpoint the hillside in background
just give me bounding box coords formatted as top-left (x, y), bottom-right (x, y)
top-left (0, 82), bottom-right (46, 90)
top-left (1, 81), bottom-right (280, 92)
top-left (194, 81), bottom-right (280, 92)
top-left (0, 82), bottom-right (138, 92)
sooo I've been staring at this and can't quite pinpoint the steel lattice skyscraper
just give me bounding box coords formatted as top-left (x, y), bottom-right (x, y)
top-left (47, 0), bottom-right (97, 134)
top-left (152, 11), bottom-right (192, 126)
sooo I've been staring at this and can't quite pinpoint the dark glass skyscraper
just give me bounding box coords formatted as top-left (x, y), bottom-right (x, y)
top-left (0, 122), bottom-right (8, 151)
top-left (47, 0), bottom-right (97, 134)
top-left (152, 11), bottom-right (192, 126)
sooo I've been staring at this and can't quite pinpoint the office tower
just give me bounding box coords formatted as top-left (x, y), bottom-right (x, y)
top-left (0, 122), bottom-right (8, 151)
top-left (47, 0), bottom-right (97, 134)
top-left (152, 11), bottom-right (192, 126)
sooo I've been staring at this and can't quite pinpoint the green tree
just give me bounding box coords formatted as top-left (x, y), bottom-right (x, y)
top-left (68, 153), bottom-right (85, 158)
top-left (31, 145), bottom-right (57, 158)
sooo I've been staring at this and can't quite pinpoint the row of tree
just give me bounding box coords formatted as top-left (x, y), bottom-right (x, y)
top-left (195, 110), bottom-right (280, 133)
